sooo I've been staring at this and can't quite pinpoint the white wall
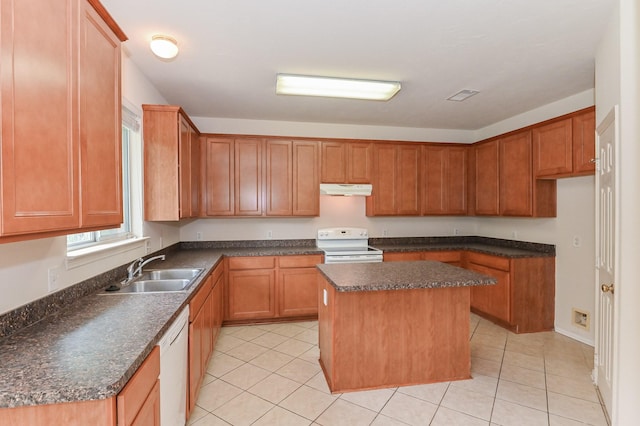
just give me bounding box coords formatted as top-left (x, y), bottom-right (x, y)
top-left (0, 55), bottom-right (171, 316)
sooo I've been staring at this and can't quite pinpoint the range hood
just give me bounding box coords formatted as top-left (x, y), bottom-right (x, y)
top-left (320, 183), bottom-right (372, 196)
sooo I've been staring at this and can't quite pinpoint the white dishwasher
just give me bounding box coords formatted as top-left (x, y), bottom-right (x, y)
top-left (157, 306), bottom-right (189, 426)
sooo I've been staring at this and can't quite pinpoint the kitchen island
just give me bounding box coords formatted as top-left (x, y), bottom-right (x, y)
top-left (316, 260), bottom-right (496, 393)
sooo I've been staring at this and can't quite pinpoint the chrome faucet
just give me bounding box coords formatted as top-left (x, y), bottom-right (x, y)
top-left (124, 255), bottom-right (166, 282)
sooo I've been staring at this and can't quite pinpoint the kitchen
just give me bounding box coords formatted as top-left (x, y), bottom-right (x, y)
top-left (1, 0), bottom-right (639, 425)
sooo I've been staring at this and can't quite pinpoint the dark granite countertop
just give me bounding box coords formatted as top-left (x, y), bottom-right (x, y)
top-left (0, 236), bottom-right (552, 409)
top-left (317, 261), bottom-right (496, 292)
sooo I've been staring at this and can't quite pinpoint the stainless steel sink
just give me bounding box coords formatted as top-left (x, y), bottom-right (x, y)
top-left (117, 279), bottom-right (192, 293)
top-left (102, 268), bottom-right (204, 294)
top-left (140, 268), bottom-right (203, 281)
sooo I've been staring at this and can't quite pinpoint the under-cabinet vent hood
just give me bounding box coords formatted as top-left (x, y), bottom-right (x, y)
top-left (320, 183), bottom-right (372, 196)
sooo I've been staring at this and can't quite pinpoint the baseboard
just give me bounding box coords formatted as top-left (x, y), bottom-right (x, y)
top-left (554, 326), bottom-right (595, 347)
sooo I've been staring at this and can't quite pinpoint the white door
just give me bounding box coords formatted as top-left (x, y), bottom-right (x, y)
top-left (594, 106), bottom-right (618, 416)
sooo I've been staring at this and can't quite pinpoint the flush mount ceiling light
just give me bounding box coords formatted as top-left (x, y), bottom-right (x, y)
top-left (276, 74), bottom-right (401, 101)
top-left (446, 89), bottom-right (480, 102)
top-left (150, 35), bottom-right (179, 59)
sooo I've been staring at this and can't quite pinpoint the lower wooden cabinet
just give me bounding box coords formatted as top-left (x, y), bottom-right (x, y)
top-left (383, 250), bottom-right (462, 266)
top-left (187, 263), bottom-right (223, 418)
top-left (464, 251), bottom-right (555, 333)
top-left (225, 254), bottom-right (323, 323)
top-left (116, 347), bottom-right (160, 426)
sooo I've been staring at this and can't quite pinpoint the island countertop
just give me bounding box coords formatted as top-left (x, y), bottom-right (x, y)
top-left (316, 260), bottom-right (496, 292)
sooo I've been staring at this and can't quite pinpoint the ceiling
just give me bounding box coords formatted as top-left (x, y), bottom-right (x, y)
top-left (102, 0), bottom-right (615, 130)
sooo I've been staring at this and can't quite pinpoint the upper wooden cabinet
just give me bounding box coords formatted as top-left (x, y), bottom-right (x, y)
top-left (321, 141), bottom-right (372, 183)
top-left (202, 138), bottom-right (319, 217)
top-left (143, 105), bottom-right (200, 221)
top-left (473, 132), bottom-right (556, 217)
top-left (366, 143), bottom-right (421, 216)
top-left (533, 107), bottom-right (596, 178)
top-left (421, 145), bottom-right (468, 215)
top-left (0, 0), bottom-right (126, 240)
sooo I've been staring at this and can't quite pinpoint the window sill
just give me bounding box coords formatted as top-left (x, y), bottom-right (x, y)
top-left (66, 237), bottom-right (149, 269)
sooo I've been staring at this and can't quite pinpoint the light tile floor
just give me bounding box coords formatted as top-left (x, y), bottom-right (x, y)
top-left (187, 314), bottom-right (608, 426)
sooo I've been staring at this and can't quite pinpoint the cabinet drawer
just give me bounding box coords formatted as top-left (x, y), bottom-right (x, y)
top-left (278, 255), bottom-right (323, 268)
top-left (228, 256), bottom-right (276, 270)
top-left (466, 252), bottom-right (510, 271)
top-left (384, 252), bottom-right (422, 261)
top-left (117, 346), bottom-right (160, 426)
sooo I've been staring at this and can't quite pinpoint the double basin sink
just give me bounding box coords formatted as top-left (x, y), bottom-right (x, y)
top-left (105, 268), bottom-right (204, 294)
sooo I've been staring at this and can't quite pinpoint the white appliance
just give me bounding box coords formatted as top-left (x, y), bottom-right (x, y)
top-left (316, 227), bottom-right (383, 263)
top-left (157, 306), bottom-right (189, 426)
top-left (319, 183), bottom-right (372, 196)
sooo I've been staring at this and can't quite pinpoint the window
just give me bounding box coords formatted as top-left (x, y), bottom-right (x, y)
top-left (67, 106), bottom-right (139, 250)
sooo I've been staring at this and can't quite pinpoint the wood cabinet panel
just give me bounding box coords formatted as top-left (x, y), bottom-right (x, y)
top-left (347, 142), bottom-right (373, 183)
top-left (117, 346), bottom-right (160, 426)
top-left (0, 399), bottom-right (115, 426)
top-left (500, 131), bottom-right (533, 216)
top-left (467, 262), bottom-right (511, 323)
top-left (321, 142), bottom-right (346, 183)
top-left (203, 137), bottom-right (234, 216)
top-left (228, 256), bottom-right (276, 270)
top-left (265, 140), bottom-right (292, 215)
top-left (384, 252), bottom-right (423, 261)
top-left (384, 251), bottom-right (462, 266)
top-left (1, 0), bottom-right (80, 235)
top-left (292, 141), bottom-right (320, 216)
top-left (279, 267), bottom-right (319, 317)
top-left (533, 118), bottom-right (573, 177)
top-left (235, 138), bottom-right (263, 216)
top-left (79, 1), bottom-right (123, 228)
top-left (422, 145), bottom-right (467, 215)
top-left (279, 255), bottom-right (323, 268)
top-left (397, 144), bottom-right (421, 215)
top-left (227, 269), bottom-right (276, 320)
top-left (143, 105), bottom-right (199, 221)
top-left (572, 109), bottom-right (596, 175)
top-left (473, 141), bottom-right (500, 215)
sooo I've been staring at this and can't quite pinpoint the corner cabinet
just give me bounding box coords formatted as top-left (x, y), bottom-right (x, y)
top-left (465, 252), bottom-right (555, 333)
top-left (0, 0), bottom-right (126, 241)
top-left (143, 105), bottom-right (200, 221)
top-left (533, 107), bottom-right (596, 178)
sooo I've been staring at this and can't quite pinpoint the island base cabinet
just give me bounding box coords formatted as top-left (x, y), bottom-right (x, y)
top-left (318, 275), bottom-right (470, 393)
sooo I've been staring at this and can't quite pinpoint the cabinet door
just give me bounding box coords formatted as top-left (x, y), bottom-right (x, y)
top-left (203, 137), bottom-right (234, 216)
top-left (473, 141), bottom-right (499, 215)
top-left (500, 131), bottom-right (533, 216)
top-left (117, 346), bottom-right (160, 426)
top-left (292, 141), bottom-right (319, 216)
top-left (190, 132), bottom-right (201, 217)
top-left (368, 144), bottom-right (398, 215)
top-left (235, 138), bottom-right (263, 216)
top-left (227, 269), bottom-right (276, 320)
top-left (321, 142), bottom-right (346, 183)
top-left (533, 118), bottom-right (573, 178)
top-left (397, 145), bottom-right (421, 215)
top-left (347, 142), bottom-right (372, 183)
top-left (79, 0), bottom-right (123, 228)
top-left (278, 268), bottom-right (319, 317)
top-left (422, 146), bottom-right (447, 214)
top-left (1, 0), bottom-right (80, 235)
top-left (572, 109), bottom-right (596, 175)
top-left (128, 380), bottom-right (160, 426)
top-left (447, 147), bottom-right (468, 215)
top-left (265, 140), bottom-right (292, 215)
top-left (188, 308), bottom-right (205, 414)
top-left (179, 115), bottom-right (192, 218)
top-left (467, 262), bottom-right (511, 324)
top-left (211, 273), bottom-right (224, 344)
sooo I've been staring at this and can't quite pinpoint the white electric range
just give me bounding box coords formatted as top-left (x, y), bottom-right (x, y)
top-left (316, 227), bottom-right (383, 264)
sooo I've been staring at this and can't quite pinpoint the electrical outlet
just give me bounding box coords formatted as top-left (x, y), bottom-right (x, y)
top-left (267, 230), bottom-right (273, 239)
top-left (453, 228), bottom-right (460, 236)
top-left (573, 236), bottom-right (581, 247)
top-left (511, 230), bottom-right (518, 239)
top-left (196, 231), bottom-right (203, 241)
top-left (383, 230), bottom-right (389, 236)
top-left (48, 266), bottom-right (60, 293)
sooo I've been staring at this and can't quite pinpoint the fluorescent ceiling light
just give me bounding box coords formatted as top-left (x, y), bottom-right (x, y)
top-left (446, 89), bottom-right (479, 102)
top-left (276, 74), bottom-right (401, 101)
top-left (150, 35), bottom-right (179, 60)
